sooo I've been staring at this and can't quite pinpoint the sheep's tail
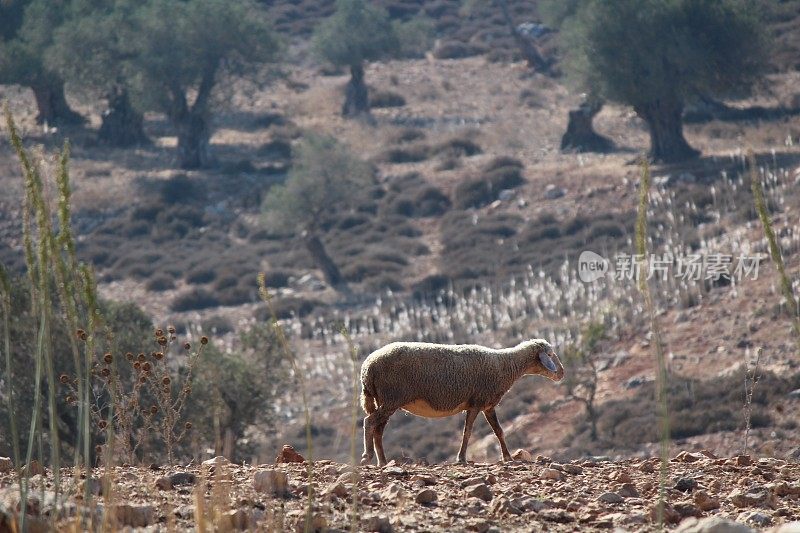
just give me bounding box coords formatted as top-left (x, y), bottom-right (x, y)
top-left (360, 389), bottom-right (377, 414)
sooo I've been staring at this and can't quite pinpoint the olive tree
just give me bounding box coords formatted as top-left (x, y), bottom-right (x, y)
top-left (0, 0), bottom-right (84, 126)
top-left (312, 0), bottom-right (399, 117)
top-left (263, 135), bottom-right (374, 288)
top-left (48, 0), bottom-right (147, 146)
top-left (557, 0), bottom-right (768, 163)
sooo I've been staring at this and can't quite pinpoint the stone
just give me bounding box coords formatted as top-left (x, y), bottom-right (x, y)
top-left (649, 503), bottom-right (681, 525)
top-left (563, 464), bottom-right (583, 475)
top-left (735, 455), bottom-right (753, 467)
top-left (0, 457), bottom-right (12, 473)
top-left (293, 514), bottom-right (327, 533)
top-left (109, 504), bottom-right (155, 528)
top-left (597, 492), bottom-right (623, 504)
top-left (275, 444), bottom-right (305, 464)
top-left (772, 482), bottom-right (800, 497)
top-left (638, 461), bottom-right (655, 473)
top-left (511, 449), bottom-right (532, 462)
top-left (731, 487), bottom-right (775, 508)
top-left (675, 517), bottom-right (754, 533)
top-left (617, 483), bottom-right (640, 498)
top-left (544, 185), bottom-right (566, 199)
top-left (365, 515), bottom-right (393, 533)
top-left (675, 477), bottom-right (699, 492)
top-left (415, 489), bottom-right (437, 505)
top-left (693, 490), bottom-right (720, 511)
top-left (253, 469), bottom-right (289, 496)
top-left (156, 476), bottom-right (173, 490)
top-left (325, 482), bottom-right (349, 499)
top-left (170, 472), bottom-right (197, 486)
top-left (489, 497), bottom-right (523, 516)
top-left (538, 509), bottom-right (574, 523)
top-left (467, 483), bottom-right (493, 502)
top-left (541, 468), bottom-right (562, 481)
top-left (611, 471), bottom-right (632, 484)
top-left (410, 474), bottom-right (436, 486)
top-left (216, 509), bottom-right (250, 532)
top-left (674, 502), bottom-right (702, 518)
top-left (336, 471), bottom-right (359, 485)
top-left (675, 451), bottom-right (704, 463)
top-left (738, 511), bottom-right (772, 527)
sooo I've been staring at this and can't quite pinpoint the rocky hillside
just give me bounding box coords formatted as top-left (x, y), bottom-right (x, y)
top-left (2, 450), bottom-right (800, 531)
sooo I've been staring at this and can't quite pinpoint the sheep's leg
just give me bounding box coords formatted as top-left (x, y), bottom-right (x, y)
top-left (456, 408), bottom-right (480, 464)
top-left (483, 408), bottom-right (512, 462)
top-left (372, 408), bottom-right (396, 467)
top-left (362, 413), bottom-right (376, 465)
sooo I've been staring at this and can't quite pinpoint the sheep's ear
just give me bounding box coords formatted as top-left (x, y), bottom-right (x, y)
top-left (539, 352), bottom-right (558, 372)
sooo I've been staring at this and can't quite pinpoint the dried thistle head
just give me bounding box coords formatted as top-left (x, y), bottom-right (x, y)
top-left (103, 353), bottom-right (113, 364)
top-left (162, 376), bottom-right (171, 386)
top-left (183, 342), bottom-right (191, 350)
top-left (65, 395), bottom-right (75, 404)
top-left (155, 328), bottom-right (164, 337)
top-left (167, 326), bottom-right (176, 334)
top-left (142, 361), bottom-right (152, 372)
top-left (138, 353), bottom-right (146, 362)
top-left (157, 336), bottom-right (168, 346)
top-left (98, 420), bottom-right (107, 429)
top-left (100, 368), bottom-right (110, 377)
top-left (133, 361), bottom-right (141, 370)
top-left (76, 329), bottom-right (85, 339)
top-left (150, 405), bottom-right (158, 415)
top-left (59, 374), bottom-right (69, 385)
top-left (200, 336), bottom-right (209, 345)
top-left (125, 352), bottom-right (134, 361)
top-left (183, 387), bottom-right (191, 396)
top-left (185, 422), bottom-right (192, 430)
top-left (139, 376), bottom-right (147, 384)
top-left (80, 331), bottom-right (88, 341)
top-left (154, 352), bottom-right (164, 360)
top-left (95, 445), bottom-right (102, 454)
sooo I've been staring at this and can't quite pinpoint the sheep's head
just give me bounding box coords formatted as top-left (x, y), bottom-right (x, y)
top-left (523, 339), bottom-right (564, 382)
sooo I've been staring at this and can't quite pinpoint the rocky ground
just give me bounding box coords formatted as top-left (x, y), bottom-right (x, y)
top-left (2, 448), bottom-right (800, 532)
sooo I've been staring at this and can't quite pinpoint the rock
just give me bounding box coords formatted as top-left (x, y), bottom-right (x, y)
top-left (772, 481), bottom-right (800, 496)
top-left (538, 509), bottom-right (574, 523)
top-left (365, 515), bottom-right (393, 533)
top-left (597, 492), bottom-right (623, 504)
top-left (675, 477), bottom-right (699, 492)
top-left (675, 517), bottom-right (754, 533)
top-left (275, 444), bottom-right (306, 464)
top-left (410, 474), bottom-right (436, 486)
top-left (674, 502), bottom-right (702, 518)
top-left (325, 482), bottom-right (349, 499)
top-left (735, 455), bottom-right (753, 467)
top-left (611, 471), bottom-right (632, 484)
top-left (293, 514), bottom-right (328, 533)
top-left (541, 468), bottom-right (562, 481)
top-left (563, 464), bottom-right (583, 475)
top-left (467, 484), bottom-right (493, 502)
top-left (514, 497), bottom-right (549, 512)
top-left (617, 483), bottom-right (639, 498)
top-left (203, 456), bottom-right (230, 468)
top-left (171, 472), bottom-right (197, 486)
top-left (738, 511), bottom-right (772, 527)
top-left (336, 471), bottom-right (359, 485)
top-left (23, 460), bottom-right (45, 477)
top-left (0, 457), bottom-right (12, 473)
top-left (770, 523), bottom-right (800, 532)
top-left (675, 451), bottom-right (704, 463)
top-left (156, 476), bottom-right (173, 490)
top-left (78, 477), bottom-right (104, 496)
top-left (489, 497), bottom-right (523, 516)
top-left (415, 489), bottom-right (437, 505)
top-left (787, 388), bottom-right (800, 399)
top-left (649, 503), bottom-right (681, 525)
top-left (693, 490), bottom-right (720, 511)
top-left (544, 184), bottom-right (566, 199)
top-left (109, 504), bottom-right (155, 528)
top-left (511, 449), bottom-right (532, 462)
top-left (216, 509), bottom-right (250, 532)
top-left (498, 189), bottom-right (515, 202)
top-left (253, 469), bottom-right (289, 496)
top-left (638, 461), bottom-right (655, 473)
top-left (731, 487), bottom-right (775, 508)
top-left (383, 466), bottom-right (407, 476)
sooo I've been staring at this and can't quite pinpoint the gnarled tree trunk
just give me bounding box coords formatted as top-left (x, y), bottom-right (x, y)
top-left (174, 110), bottom-right (212, 169)
top-left (31, 78), bottom-right (84, 126)
top-left (98, 87), bottom-right (147, 147)
top-left (635, 99), bottom-right (699, 163)
top-left (561, 99), bottom-right (613, 153)
top-left (342, 63), bottom-right (369, 117)
top-left (303, 231), bottom-right (343, 288)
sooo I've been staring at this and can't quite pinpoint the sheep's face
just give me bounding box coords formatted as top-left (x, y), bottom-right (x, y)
top-left (524, 340), bottom-right (564, 382)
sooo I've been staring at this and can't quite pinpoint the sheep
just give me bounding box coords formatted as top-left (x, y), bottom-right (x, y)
top-left (360, 339), bottom-right (564, 466)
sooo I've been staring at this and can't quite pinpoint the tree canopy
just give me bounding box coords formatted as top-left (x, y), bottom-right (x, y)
top-left (312, 0), bottom-right (399, 68)
top-left (553, 0), bottom-right (769, 162)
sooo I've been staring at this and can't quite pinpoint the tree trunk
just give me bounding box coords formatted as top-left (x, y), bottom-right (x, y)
top-left (635, 99), bottom-right (700, 164)
top-left (561, 100), bottom-right (613, 153)
top-left (175, 109), bottom-right (212, 169)
top-left (30, 79), bottom-right (84, 126)
top-left (98, 87), bottom-right (148, 147)
top-left (303, 232), bottom-right (343, 288)
top-left (342, 64), bottom-right (369, 117)
top-left (496, 0), bottom-right (551, 74)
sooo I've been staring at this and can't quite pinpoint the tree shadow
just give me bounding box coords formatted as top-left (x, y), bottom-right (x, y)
top-left (684, 102), bottom-right (800, 124)
top-left (650, 149), bottom-right (800, 185)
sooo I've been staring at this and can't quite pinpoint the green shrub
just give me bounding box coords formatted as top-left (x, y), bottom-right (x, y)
top-left (453, 178), bottom-right (493, 209)
top-left (377, 144), bottom-right (431, 163)
top-left (146, 274), bottom-right (176, 291)
top-left (171, 288), bottom-right (220, 311)
top-left (370, 90), bottom-right (407, 108)
top-left (186, 267), bottom-right (217, 284)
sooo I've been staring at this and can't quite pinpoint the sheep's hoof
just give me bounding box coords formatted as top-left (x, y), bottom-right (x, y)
top-left (360, 455), bottom-right (372, 466)
top-left (455, 457), bottom-right (468, 465)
